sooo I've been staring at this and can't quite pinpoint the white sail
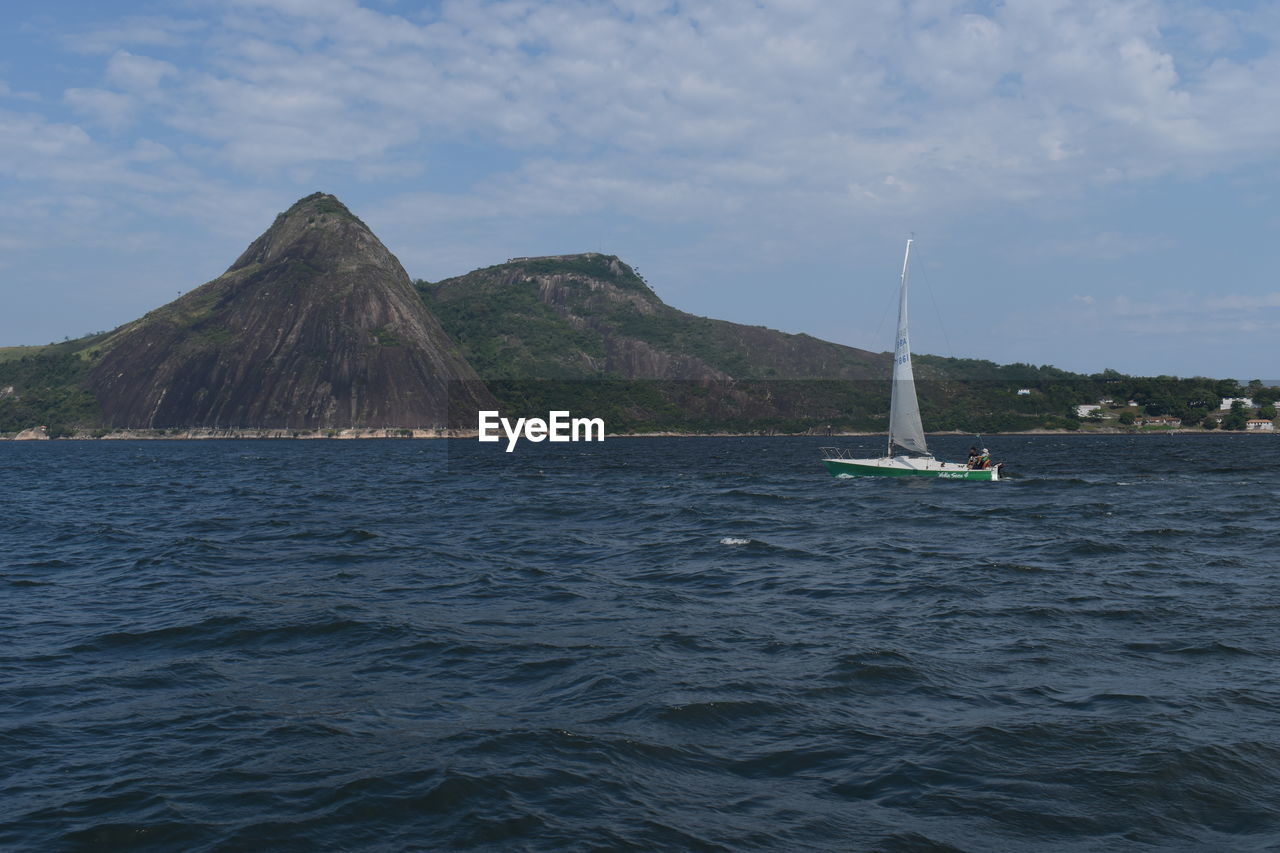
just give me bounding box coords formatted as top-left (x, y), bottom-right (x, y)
top-left (888, 239), bottom-right (929, 455)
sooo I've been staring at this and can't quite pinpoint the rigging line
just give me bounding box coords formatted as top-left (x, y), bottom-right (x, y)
top-left (915, 242), bottom-right (983, 447)
top-left (872, 267), bottom-right (898, 345)
top-left (911, 241), bottom-right (956, 360)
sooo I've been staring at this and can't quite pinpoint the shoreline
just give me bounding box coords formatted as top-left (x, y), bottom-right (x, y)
top-left (3, 427), bottom-right (1274, 441)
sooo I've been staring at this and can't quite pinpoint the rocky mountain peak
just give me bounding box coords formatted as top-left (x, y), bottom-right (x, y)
top-left (88, 193), bottom-right (491, 429)
top-left (227, 192), bottom-right (379, 274)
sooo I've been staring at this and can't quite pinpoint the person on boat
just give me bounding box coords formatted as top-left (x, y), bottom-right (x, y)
top-left (976, 448), bottom-right (992, 469)
top-left (966, 446), bottom-right (980, 468)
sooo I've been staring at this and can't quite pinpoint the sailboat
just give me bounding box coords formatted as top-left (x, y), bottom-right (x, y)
top-left (821, 239), bottom-right (999, 481)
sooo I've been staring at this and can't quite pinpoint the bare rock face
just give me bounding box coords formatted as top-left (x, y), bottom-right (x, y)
top-left (89, 193), bottom-right (491, 428)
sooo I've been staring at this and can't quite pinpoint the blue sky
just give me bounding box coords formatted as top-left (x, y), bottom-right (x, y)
top-left (2, 0), bottom-right (1278, 379)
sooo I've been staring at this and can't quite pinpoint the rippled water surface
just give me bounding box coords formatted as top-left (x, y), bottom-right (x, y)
top-left (3, 435), bottom-right (1280, 851)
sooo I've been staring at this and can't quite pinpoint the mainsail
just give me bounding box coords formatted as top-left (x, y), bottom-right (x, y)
top-left (887, 239), bottom-right (929, 455)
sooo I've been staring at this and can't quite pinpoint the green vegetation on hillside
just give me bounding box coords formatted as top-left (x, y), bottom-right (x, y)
top-left (912, 360), bottom-right (1280, 433)
top-left (0, 349), bottom-right (102, 433)
top-left (292, 191), bottom-right (366, 226)
top-left (0, 345), bottom-right (51, 364)
top-left (418, 254), bottom-right (886, 383)
top-left (482, 253), bottom-right (648, 290)
top-left (417, 279), bottom-right (607, 379)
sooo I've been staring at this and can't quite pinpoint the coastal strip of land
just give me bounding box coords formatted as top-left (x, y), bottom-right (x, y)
top-left (5, 427), bottom-right (1275, 441)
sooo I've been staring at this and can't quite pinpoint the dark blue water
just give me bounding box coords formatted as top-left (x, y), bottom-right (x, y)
top-left (3, 435), bottom-right (1279, 851)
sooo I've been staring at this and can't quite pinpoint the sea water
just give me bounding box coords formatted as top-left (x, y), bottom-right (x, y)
top-left (2, 435), bottom-right (1279, 850)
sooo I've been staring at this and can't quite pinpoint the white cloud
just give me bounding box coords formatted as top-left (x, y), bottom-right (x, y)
top-left (64, 88), bottom-right (137, 131)
top-left (1109, 292), bottom-right (1194, 318)
top-left (0, 78), bottom-right (40, 103)
top-left (1206, 292), bottom-right (1280, 311)
top-left (1041, 231), bottom-right (1178, 261)
top-left (40, 0), bottom-right (1280, 216)
top-left (62, 16), bottom-right (206, 54)
top-left (0, 109), bottom-right (97, 177)
top-left (106, 51), bottom-right (178, 97)
top-left (1059, 289), bottom-right (1280, 345)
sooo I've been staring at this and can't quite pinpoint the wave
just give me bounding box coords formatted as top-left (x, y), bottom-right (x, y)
top-left (6, 435), bottom-right (1280, 850)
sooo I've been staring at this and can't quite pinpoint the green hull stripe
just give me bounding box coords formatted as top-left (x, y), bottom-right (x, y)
top-left (823, 459), bottom-right (996, 481)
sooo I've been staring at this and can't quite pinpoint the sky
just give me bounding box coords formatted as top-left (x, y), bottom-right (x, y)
top-left (2, 0), bottom-right (1278, 379)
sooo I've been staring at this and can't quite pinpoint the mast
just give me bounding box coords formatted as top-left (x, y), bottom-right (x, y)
top-left (887, 238), bottom-right (929, 457)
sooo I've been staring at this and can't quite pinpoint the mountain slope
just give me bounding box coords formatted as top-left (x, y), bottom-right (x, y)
top-left (86, 193), bottom-right (490, 429)
top-left (417, 253), bottom-right (888, 381)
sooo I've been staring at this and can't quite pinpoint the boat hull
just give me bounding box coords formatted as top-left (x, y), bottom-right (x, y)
top-left (822, 456), bottom-right (998, 481)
